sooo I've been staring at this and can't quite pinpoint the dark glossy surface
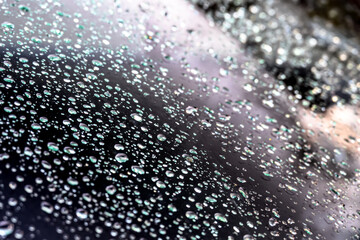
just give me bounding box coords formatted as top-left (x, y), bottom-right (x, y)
top-left (0, 0), bottom-right (359, 239)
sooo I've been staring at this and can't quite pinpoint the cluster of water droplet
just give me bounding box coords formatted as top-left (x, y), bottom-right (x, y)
top-left (0, 0), bottom-right (359, 239)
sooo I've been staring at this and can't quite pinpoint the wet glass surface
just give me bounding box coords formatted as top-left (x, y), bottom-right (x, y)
top-left (0, 0), bottom-right (360, 239)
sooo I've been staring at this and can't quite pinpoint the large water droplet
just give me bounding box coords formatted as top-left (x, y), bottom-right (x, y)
top-left (115, 153), bottom-right (129, 163)
top-left (0, 221), bottom-right (14, 238)
top-left (41, 201), bottom-right (54, 214)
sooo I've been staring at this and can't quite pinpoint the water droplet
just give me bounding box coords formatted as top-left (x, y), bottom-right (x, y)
top-left (19, 5), bottom-right (30, 12)
top-left (1, 22), bottom-right (14, 32)
top-left (185, 106), bottom-right (198, 115)
top-left (79, 123), bottom-right (90, 132)
top-left (214, 213), bottom-right (227, 223)
top-left (41, 201), bottom-right (54, 214)
top-left (243, 234), bottom-right (255, 240)
top-left (0, 221), bottom-right (14, 238)
top-left (131, 224), bottom-right (141, 233)
top-left (131, 113), bottom-right (142, 122)
top-left (157, 134), bottom-right (166, 142)
top-left (114, 144), bottom-right (124, 151)
top-left (168, 204), bottom-right (177, 212)
top-left (64, 147), bottom-right (75, 154)
top-left (92, 59), bottom-right (104, 67)
top-left (67, 177), bottom-right (79, 186)
top-left (156, 180), bottom-right (166, 189)
top-left (76, 208), bottom-right (88, 220)
top-left (48, 54), bottom-right (61, 62)
top-left (131, 165), bottom-right (145, 174)
top-left (185, 211), bottom-right (198, 220)
top-left (47, 142), bottom-right (59, 152)
top-left (115, 153), bottom-right (128, 163)
top-left (106, 185), bottom-right (116, 195)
